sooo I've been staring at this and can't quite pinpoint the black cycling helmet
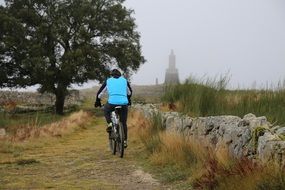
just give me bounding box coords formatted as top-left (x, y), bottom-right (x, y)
top-left (111, 69), bottom-right (121, 78)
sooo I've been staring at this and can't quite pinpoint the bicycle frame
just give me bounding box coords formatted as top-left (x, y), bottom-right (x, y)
top-left (111, 108), bottom-right (120, 128)
top-left (109, 106), bottom-right (125, 158)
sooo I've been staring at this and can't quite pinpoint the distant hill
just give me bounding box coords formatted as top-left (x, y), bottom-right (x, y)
top-left (80, 84), bottom-right (165, 103)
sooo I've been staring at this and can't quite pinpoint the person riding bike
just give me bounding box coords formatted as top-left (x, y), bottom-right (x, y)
top-left (94, 69), bottom-right (132, 148)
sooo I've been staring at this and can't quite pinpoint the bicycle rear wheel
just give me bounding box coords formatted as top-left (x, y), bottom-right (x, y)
top-left (117, 122), bottom-right (125, 158)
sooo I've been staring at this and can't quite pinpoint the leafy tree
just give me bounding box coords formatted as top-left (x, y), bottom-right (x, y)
top-left (0, 0), bottom-right (144, 114)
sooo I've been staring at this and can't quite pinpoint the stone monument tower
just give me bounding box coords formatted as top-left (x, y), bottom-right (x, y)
top-left (164, 50), bottom-right (179, 84)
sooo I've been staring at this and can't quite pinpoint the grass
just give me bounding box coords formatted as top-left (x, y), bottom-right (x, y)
top-left (0, 109), bottom-right (123, 189)
top-left (129, 110), bottom-right (285, 189)
top-left (129, 111), bottom-right (197, 185)
top-left (162, 77), bottom-right (285, 125)
top-left (251, 126), bottom-right (268, 151)
top-left (1, 104), bottom-right (169, 189)
top-left (0, 119), bottom-right (112, 189)
top-left (0, 110), bottom-right (92, 160)
top-left (0, 112), bottom-right (64, 133)
top-left (3, 95), bottom-right (285, 189)
top-left (139, 112), bottom-right (165, 153)
top-left (0, 103), bottom-right (81, 136)
top-left (13, 110), bottom-right (91, 142)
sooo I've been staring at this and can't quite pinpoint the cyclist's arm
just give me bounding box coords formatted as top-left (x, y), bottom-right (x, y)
top-left (127, 81), bottom-right (132, 97)
top-left (96, 81), bottom-right (107, 99)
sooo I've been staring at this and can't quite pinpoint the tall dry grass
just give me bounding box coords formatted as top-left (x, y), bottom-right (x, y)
top-left (132, 111), bottom-right (285, 189)
top-left (7, 110), bottom-right (92, 142)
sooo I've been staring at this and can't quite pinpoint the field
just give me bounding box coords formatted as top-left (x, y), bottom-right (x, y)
top-left (0, 102), bottom-right (168, 189)
top-left (81, 84), bottom-right (164, 103)
top-left (162, 79), bottom-right (285, 125)
top-left (1, 81), bottom-right (285, 189)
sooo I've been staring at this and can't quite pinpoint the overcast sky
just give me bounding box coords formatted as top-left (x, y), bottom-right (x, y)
top-left (124, 0), bottom-right (285, 88)
top-left (1, 0), bottom-right (285, 89)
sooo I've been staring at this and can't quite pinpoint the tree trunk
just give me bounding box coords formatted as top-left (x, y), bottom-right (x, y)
top-left (55, 88), bottom-right (66, 115)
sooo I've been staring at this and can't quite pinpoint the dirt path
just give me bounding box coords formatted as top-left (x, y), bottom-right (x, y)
top-left (0, 116), bottom-right (168, 190)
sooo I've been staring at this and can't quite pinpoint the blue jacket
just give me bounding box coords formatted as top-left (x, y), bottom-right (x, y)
top-left (96, 76), bottom-right (132, 105)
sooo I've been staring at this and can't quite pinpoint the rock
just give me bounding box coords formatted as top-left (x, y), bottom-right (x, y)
top-left (133, 103), bottom-right (285, 165)
top-left (221, 124), bottom-right (252, 157)
top-left (164, 112), bottom-right (181, 132)
top-left (181, 116), bottom-right (193, 131)
top-left (276, 127), bottom-right (285, 136)
top-left (0, 90), bottom-right (81, 107)
top-left (258, 136), bottom-right (285, 165)
top-left (190, 115), bottom-right (244, 152)
top-left (257, 132), bottom-right (281, 162)
top-left (270, 125), bottom-right (281, 133)
top-left (165, 115), bottom-right (176, 130)
top-left (238, 119), bottom-right (250, 127)
top-left (243, 113), bottom-right (256, 120)
top-left (242, 114), bottom-right (270, 129)
top-left (133, 104), bottom-right (162, 122)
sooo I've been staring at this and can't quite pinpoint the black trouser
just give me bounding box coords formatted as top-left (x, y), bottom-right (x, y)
top-left (104, 103), bottom-right (128, 140)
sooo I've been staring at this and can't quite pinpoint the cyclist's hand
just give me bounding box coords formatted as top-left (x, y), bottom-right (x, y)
top-left (94, 98), bottom-right (102, 107)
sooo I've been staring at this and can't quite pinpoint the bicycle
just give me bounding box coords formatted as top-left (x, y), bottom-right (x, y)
top-left (108, 106), bottom-right (125, 158)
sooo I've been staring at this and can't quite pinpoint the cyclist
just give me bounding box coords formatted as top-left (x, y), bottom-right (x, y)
top-left (94, 69), bottom-right (132, 148)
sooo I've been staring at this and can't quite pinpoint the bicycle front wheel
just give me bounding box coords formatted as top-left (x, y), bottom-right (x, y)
top-left (117, 122), bottom-right (125, 158)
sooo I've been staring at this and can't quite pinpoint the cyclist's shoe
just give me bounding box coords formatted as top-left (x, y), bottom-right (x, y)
top-left (124, 140), bottom-right (128, 148)
top-left (106, 123), bottom-right (112, 133)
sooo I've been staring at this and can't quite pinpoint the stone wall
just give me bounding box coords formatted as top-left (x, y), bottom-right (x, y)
top-left (133, 104), bottom-right (285, 165)
top-left (0, 90), bottom-right (82, 106)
